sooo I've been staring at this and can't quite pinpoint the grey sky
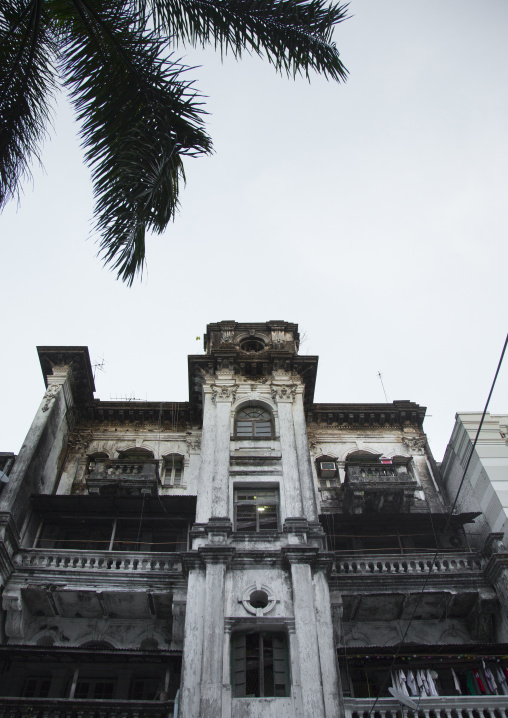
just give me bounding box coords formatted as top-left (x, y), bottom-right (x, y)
top-left (2, 0), bottom-right (507, 461)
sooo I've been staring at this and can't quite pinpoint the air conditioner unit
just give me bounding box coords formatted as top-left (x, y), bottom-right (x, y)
top-left (319, 462), bottom-right (337, 478)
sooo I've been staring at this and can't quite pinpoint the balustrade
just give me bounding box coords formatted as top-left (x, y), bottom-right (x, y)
top-left (13, 549), bottom-right (181, 574)
top-left (334, 552), bottom-right (484, 575)
top-left (345, 695), bottom-right (508, 718)
top-left (0, 698), bottom-right (174, 718)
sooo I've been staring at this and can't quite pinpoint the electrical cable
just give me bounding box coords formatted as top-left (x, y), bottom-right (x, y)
top-left (366, 332), bottom-right (508, 716)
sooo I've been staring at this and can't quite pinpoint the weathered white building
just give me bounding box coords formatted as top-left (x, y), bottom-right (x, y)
top-left (1, 321), bottom-right (508, 718)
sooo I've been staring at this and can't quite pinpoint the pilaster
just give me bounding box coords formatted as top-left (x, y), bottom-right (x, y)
top-left (272, 380), bottom-right (303, 517)
top-left (283, 547), bottom-right (326, 716)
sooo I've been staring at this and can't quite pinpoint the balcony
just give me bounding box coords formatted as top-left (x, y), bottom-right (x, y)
top-left (0, 698), bottom-right (175, 718)
top-left (345, 695), bottom-right (508, 718)
top-left (86, 459), bottom-right (159, 497)
top-left (344, 464), bottom-right (419, 514)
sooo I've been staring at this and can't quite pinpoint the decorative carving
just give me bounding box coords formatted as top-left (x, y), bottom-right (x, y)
top-left (2, 589), bottom-right (28, 639)
top-left (211, 385), bottom-right (238, 404)
top-left (402, 435), bottom-right (427, 453)
top-left (67, 431), bottom-right (93, 452)
top-left (185, 436), bottom-right (201, 451)
top-left (220, 329), bottom-right (235, 346)
top-left (271, 384), bottom-right (297, 402)
top-left (41, 384), bottom-right (60, 412)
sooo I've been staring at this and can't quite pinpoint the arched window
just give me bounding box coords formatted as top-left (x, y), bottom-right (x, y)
top-left (118, 448), bottom-right (154, 460)
top-left (163, 454), bottom-right (184, 487)
top-left (235, 407), bottom-right (273, 439)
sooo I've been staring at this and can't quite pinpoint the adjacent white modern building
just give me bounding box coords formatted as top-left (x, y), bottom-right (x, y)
top-left (1, 323), bottom-right (508, 718)
top-left (441, 412), bottom-right (508, 544)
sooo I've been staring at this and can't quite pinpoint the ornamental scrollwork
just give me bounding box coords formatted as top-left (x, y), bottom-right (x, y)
top-left (271, 384), bottom-right (297, 402)
top-left (211, 385), bottom-right (238, 404)
top-left (401, 435), bottom-right (427, 454)
top-left (41, 384), bottom-right (60, 412)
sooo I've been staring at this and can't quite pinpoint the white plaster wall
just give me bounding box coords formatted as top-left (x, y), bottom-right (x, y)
top-left (232, 697), bottom-right (294, 718)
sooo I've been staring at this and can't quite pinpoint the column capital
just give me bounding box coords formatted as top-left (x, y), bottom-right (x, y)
top-left (211, 383), bottom-right (238, 404)
top-left (271, 383), bottom-right (297, 403)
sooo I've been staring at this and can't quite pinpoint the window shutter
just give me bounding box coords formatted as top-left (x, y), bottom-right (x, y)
top-left (232, 634), bottom-right (247, 697)
top-left (272, 635), bottom-right (289, 697)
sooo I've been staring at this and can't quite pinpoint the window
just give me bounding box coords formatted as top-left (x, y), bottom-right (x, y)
top-left (23, 677), bottom-right (51, 698)
top-left (35, 518), bottom-right (188, 552)
top-left (234, 488), bottom-right (279, 531)
top-left (131, 677), bottom-right (162, 700)
top-left (232, 632), bottom-right (289, 697)
top-left (75, 678), bottom-right (116, 699)
top-left (235, 407), bottom-right (273, 439)
top-left (164, 454), bottom-right (184, 486)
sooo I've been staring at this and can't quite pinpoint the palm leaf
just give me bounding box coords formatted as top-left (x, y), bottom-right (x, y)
top-left (59, 0), bottom-right (211, 283)
top-left (0, 0), bottom-right (57, 207)
top-left (141, 0), bottom-right (349, 81)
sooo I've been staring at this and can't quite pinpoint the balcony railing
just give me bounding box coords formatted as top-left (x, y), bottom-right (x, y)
top-left (0, 698), bottom-right (174, 718)
top-left (345, 695), bottom-right (508, 718)
top-left (87, 459), bottom-right (159, 497)
top-left (344, 464), bottom-right (419, 514)
top-left (334, 551), bottom-right (484, 575)
top-left (13, 549), bottom-right (182, 574)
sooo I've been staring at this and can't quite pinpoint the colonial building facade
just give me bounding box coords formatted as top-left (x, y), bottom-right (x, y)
top-left (1, 321), bottom-right (508, 718)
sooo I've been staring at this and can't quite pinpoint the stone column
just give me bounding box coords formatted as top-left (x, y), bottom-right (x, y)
top-left (199, 547), bottom-right (235, 718)
top-left (179, 559), bottom-right (206, 718)
top-left (195, 381), bottom-right (236, 524)
top-left (285, 547), bottom-right (326, 716)
top-left (313, 562), bottom-right (342, 718)
top-left (195, 384), bottom-right (216, 524)
top-left (272, 383), bottom-right (303, 518)
top-left (210, 384), bottom-right (236, 517)
top-left (292, 387), bottom-right (318, 522)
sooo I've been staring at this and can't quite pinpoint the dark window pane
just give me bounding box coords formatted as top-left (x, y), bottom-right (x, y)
top-left (38, 520), bottom-right (112, 550)
top-left (254, 422), bottom-right (272, 437)
top-left (245, 633), bottom-right (261, 697)
top-left (236, 505), bottom-right (257, 532)
top-left (75, 682), bottom-right (90, 699)
top-left (258, 505), bottom-right (278, 530)
top-left (237, 422), bottom-right (253, 437)
top-left (263, 635), bottom-right (275, 696)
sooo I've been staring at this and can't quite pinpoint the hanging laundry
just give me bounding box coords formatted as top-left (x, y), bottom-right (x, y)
top-left (451, 668), bottom-right (462, 695)
top-left (416, 669), bottom-right (428, 697)
top-left (483, 661), bottom-right (498, 694)
top-left (398, 669), bottom-right (410, 696)
top-left (495, 667), bottom-right (508, 695)
top-left (406, 670), bottom-right (418, 697)
top-left (474, 668), bottom-right (486, 694)
top-left (466, 671), bottom-right (478, 695)
top-left (427, 670), bottom-right (439, 696)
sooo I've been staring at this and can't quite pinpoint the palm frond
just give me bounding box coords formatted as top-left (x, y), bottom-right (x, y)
top-left (141, 0), bottom-right (349, 81)
top-left (0, 0), bottom-right (57, 208)
top-left (59, 0), bottom-right (211, 283)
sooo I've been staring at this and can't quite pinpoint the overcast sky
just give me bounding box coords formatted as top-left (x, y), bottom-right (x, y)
top-left (2, 0), bottom-right (507, 462)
